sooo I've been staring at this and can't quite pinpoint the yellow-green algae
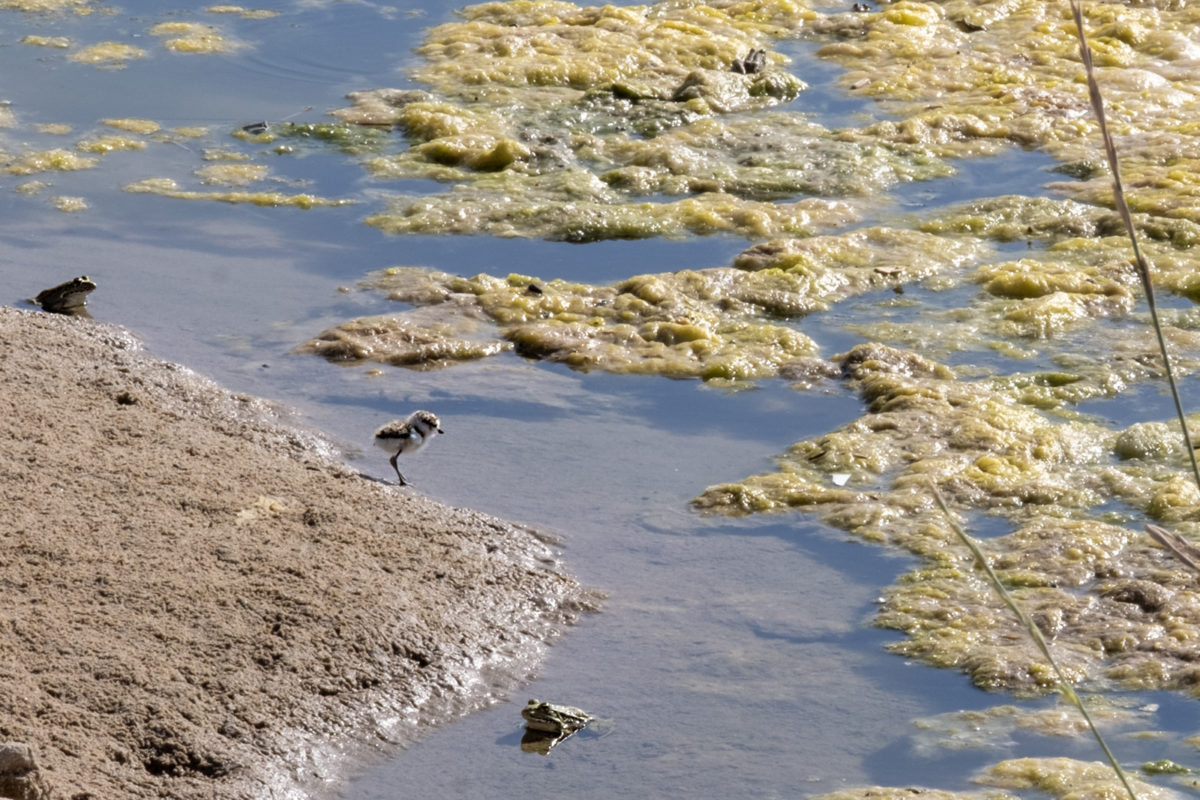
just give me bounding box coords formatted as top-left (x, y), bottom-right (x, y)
top-left (242, 122), bottom-right (392, 155)
top-left (298, 306), bottom-right (513, 368)
top-left (149, 21), bottom-right (239, 54)
top-left (810, 0), bottom-right (1200, 234)
top-left (206, 4), bottom-right (279, 19)
top-left (811, 758), bottom-right (1176, 800)
top-left (51, 195), bottom-right (87, 212)
top-left (336, 0), bottom-right (1200, 244)
top-left (843, 301), bottom-right (1200, 403)
top-left (357, 105), bottom-right (951, 200)
top-left (921, 194), bottom-right (1200, 252)
top-left (101, 118), bottom-right (160, 135)
top-left (302, 266), bottom-right (825, 379)
top-left (303, 225), bottom-right (991, 378)
top-left (812, 790), bottom-right (1014, 800)
top-left (912, 698), bottom-right (1147, 754)
top-left (980, 756), bottom-right (1179, 799)
top-left (75, 135), bottom-right (146, 154)
top-left (123, 177), bottom-right (353, 209)
top-left (5, 148), bottom-right (98, 175)
top-left (812, 756), bottom-right (1180, 800)
top-left (788, 197), bottom-right (1200, 376)
top-left (299, 210), bottom-right (1200, 392)
top-left (0, 0), bottom-right (92, 10)
top-left (365, 179), bottom-right (858, 241)
top-left (732, 226), bottom-right (989, 289)
top-left (67, 42), bottom-right (146, 66)
top-left (409, 0), bottom-right (814, 96)
top-left (193, 163), bottom-right (269, 187)
top-left (14, 180), bottom-right (49, 195)
top-left (1143, 760), bottom-right (1190, 776)
top-left (691, 342), bottom-right (1200, 694)
top-left (202, 148), bottom-right (250, 162)
top-left (322, 0), bottom-right (968, 242)
top-left (20, 34), bottom-right (70, 47)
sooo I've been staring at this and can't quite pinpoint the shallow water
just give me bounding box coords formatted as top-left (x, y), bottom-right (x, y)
top-left (3, 2), bottom-right (1200, 798)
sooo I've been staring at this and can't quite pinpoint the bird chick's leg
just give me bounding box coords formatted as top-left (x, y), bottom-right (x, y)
top-left (389, 454), bottom-right (408, 486)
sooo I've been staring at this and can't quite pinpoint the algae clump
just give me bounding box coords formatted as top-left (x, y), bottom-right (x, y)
top-left (327, 0), bottom-right (962, 242)
top-left (67, 42), bottom-right (146, 66)
top-left (123, 178), bottom-right (353, 209)
top-left (150, 21), bottom-right (240, 54)
top-left (5, 149), bottom-right (99, 175)
top-left (303, 267), bottom-right (826, 380)
top-left (693, 342), bottom-right (1200, 696)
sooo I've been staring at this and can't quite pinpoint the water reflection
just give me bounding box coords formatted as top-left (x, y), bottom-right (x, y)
top-left (776, 38), bottom-right (885, 130)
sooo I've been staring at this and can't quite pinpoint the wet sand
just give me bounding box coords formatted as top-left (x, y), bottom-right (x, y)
top-left (0, 305), bottom-right (594, 799)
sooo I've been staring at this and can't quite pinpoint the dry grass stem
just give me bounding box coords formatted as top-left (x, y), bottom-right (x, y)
top-left (1145, 524), bottom-right (1200, 574)
top-left (1069, 0), bottom-right (1200, 492)
top-left (928, 480), bottom-right (1139, 800)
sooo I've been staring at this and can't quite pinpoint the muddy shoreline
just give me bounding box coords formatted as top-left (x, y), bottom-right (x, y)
top-left (0, 305), bottom-right (595, 799)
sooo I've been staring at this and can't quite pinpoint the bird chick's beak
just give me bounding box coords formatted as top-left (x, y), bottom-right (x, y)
top-left (438, 428), bottom-right (445, 434)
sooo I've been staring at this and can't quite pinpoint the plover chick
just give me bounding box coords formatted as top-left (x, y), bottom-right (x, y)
top-left (374, 410), bottom-right (444, 486)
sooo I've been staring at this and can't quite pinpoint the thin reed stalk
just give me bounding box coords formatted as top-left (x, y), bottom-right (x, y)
top-left (928, 481), bottom-right (1140, 800)
top-left (1069, 0), bottom-right (1200, 492)
top-left (1146, 523), bottom-right (1200, 573)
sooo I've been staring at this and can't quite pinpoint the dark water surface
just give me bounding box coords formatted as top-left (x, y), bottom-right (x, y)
top-left (1, 2), bottom-right (1197, 799)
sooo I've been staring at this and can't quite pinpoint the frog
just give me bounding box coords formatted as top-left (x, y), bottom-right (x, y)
top-left (32, 275), bottom-right (96, 316)
top-left (730, 48), bottom-right (767, 75)
top-left (521, 699), bottom-right (592, 735)
top-left (520, 699), bottom-right (604, 755)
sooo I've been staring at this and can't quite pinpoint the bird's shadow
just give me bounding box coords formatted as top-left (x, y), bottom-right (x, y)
top-left (355, 471), bottom-right (411, 488)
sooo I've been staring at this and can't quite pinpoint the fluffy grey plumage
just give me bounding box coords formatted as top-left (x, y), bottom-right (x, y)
top-left (374, 410), bottom-right (444, 485)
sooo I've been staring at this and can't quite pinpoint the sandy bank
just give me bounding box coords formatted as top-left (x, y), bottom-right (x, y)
top-left (0, 306), bottom-right (594, 799)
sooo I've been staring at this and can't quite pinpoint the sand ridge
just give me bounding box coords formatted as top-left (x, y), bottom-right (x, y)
top-left (0, 306), bottom-right (593, 799)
